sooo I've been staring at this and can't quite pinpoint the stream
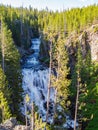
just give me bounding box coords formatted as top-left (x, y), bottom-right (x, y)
top-left (22, 38), bottom-right (55, 123)
top-left (22, 38), bottom-right (77, 128)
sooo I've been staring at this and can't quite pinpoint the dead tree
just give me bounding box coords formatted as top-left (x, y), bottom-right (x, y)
top-left (1, 17), bottom-right (5, 72)
top-left (31, 102), bottom-right (35, 130)
top-left (74, 71), bottom-right (80, 130)
top-left (20, 5), bottom-right (23, 37)
top-left (53, 52), bottom-right (60, 123)
top-left (25, 97), bottom-right (27, 130)
top-left (25, 94), bottom-right (30, 130)
top-left (46, 39), bottom-right (52, 124)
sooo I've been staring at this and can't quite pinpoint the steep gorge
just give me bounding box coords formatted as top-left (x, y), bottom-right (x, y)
top-left (0, 4), bottom-right (98, 130)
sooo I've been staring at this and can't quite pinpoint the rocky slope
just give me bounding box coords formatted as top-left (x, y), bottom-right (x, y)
top-left (66, 24), bottom-right (98, 73)
top-left (39, 24), bottom-right (98, 73)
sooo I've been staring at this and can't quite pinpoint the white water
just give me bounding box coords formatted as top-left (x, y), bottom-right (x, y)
top-left (22, 38), bottom-right (77, 128)
top-left (22, 38), bottom-right (55, 123)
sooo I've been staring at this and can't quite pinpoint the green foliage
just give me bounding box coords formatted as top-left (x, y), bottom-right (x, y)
top-left (0, 5), bottom-right (39, 48)
top-left (37, 5), bottom-right (98, 34)
top-left (0, 19), bottom-right (23, 121)
top-left (93, 25), bottom-right (98, 33)
top-left (34, 112), bottom-right (46, 130)
top-left (55, 36), bottom-right (70, 106)
top-left (0, 4), bottom-right (98, 43)
top-left (48, 34), bottom-right (70, 126)
top-left (0, 66), bottom-right (11, 123)
top-left (0, 4), bottom-right (98, 129)
top-left (70, 40), bottom-right (98, 129)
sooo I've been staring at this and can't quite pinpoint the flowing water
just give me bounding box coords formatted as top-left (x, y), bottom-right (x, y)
top-left (22, 38), bottom-right (78, 128)
top-left (22, 38), bottom-right (54, 123)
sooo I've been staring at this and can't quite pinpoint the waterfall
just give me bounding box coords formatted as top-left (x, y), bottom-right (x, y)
top-left (22, 38), bottom-right (78, 127)
top-left (22, 38), bottom-right (54, 123)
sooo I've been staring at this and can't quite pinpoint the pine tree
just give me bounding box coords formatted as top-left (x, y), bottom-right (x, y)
top-left (55, 35), bottom-right (70, 109)
top-left (0, 20), bottom-right (23, 120)
top-left (51, 35), bottom-right (70, 125)
top-left (0, 66), bottom-right (11, 123)
top-left (46, 37), bottom-right (52, 125)
top-left (73, 43), bottom-right (83, 130)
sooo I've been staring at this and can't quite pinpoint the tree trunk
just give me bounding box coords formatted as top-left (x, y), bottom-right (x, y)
top-left (32, 102), bottom-right (35, 130)
top-left (74, 71), bottom-right (80, 130)
top-left (25, 98), bottom-right (27, 130)
top-left (20, 6), bottom-right (23, 37)
top-left (53, 88), bottom-right (57, 124)
top-left (2, 106), bottom-right (4, 123)
top-left (53, 52), bottom-right (60, 123)
top-left (46, 39), bottom-right (52, 124)
top-left (1, 17), bottom-right (5, 72)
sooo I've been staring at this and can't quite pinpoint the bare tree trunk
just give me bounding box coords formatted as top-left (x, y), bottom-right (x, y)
top-left (74, 71), bottom-right (80, 130)
top-left (53, 88), bottom-right (57, 124)
top-left (1, 17), bottom-right (5, 72)
top-left (27, 27), bottom-right (29, 45)
top-left (20, 5), bottom-right (23, 47)
top-left (63, 8), bottom-right (66, 37)
top-left (53, 52), bottom-right (60, 123)
top-left (46, 39), bottom-right (52, 124)
top-left (25, 98), bottom-right (27, 130)
top-left (32, 102), bottom-right (35, 130)
top-left (20, 5), bottom-right (23, 36)
top-left (2, 106), bottom-right (4, 123)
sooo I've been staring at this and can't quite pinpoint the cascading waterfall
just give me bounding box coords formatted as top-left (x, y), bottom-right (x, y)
top-left (22, 38), bottom-right (78, 128)
top-left (22, 38), bottom-right (54, 123)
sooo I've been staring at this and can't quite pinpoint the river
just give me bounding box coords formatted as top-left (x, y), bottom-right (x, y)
top-left (22, 38), bottom-right (77, 128)
top-left (22, 38), bottom-right (54, 123)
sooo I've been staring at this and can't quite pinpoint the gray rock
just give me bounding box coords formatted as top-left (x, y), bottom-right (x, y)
top-left (0, 118), bottom-right (17, 130)
top-left (14, 125), bottom-right (30, 130)
top-left (0, 118), bottom-right (31, 130)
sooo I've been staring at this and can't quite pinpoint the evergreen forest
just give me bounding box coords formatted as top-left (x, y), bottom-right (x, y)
top-left (0, 3), bottom-right (98, 130)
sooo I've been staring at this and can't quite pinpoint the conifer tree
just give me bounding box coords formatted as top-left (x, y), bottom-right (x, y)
top-left (0, 66), bottom-right (11, 123)
top-left (51, 35), bottom-right (70, 125)
top-left (0, 20), bottom-right (23, 120)
top-left (46, 37), bottom-right (52, 124)
top-left (55, 35), bottom-right (70, 108)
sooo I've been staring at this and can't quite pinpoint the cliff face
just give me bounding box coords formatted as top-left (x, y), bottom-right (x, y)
top-left (39, 25), bottom-right (98, 72)
top-left (88, 25), bottom-right (98, 61)
top-left (66, 24), bottom-right (98, 72)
